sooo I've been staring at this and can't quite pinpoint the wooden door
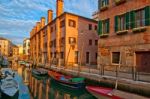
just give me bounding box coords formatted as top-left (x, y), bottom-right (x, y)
top-left (136, 52), bottom-right (150, 73)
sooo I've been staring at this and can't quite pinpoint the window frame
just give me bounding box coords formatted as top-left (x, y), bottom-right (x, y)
top-left (111, 52), bottom-right (120, 65)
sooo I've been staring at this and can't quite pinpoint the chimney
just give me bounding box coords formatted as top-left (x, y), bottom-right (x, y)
top-left (41, 17), bottom-right (45, 28)
top-left (47, 10), bottom-right (53, 23)
top-left (56, 0), bottom-right (64, 17)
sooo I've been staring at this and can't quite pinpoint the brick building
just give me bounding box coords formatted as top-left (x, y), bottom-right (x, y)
top-left (97, 0), bottom-right (150, 74)
top-left (30, 0), bottom-right (99, 67)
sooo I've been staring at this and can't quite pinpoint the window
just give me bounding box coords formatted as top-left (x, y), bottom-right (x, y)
top-left (101, 0), bottom-right (108, 7)
top-left (130, 6), bottom-right (150, 29)
top-left (118, 14), bottom-right (127, 31)
top-left (112, 52), bottom-right (120, 64)
top-left (89, 24), bottom-right (92, 30)
top-left (95, 53), bottom-right (98, 60)
top-left (95, 40), bottom-right (98, 45)
top-left (53, 39), bottom-right (56, 48)
top-left (89, 39), bottom-right (92, 45)
top-left (60, 20), bottom-right (65, 28)
top-left (98, 19), bottom-right (109, 35)
top-left (69, 37), bottom-right (76, 45)
top-left (60, 52), bottom-right (64, 59)
top-left (69, 19), bottom-right (76, 27)
top-left (51, 27), bottom-right (53, 32)
top-left (54, 52), bottom-right (56, 58)
top-left (95, 25), bottom-right (97, 30)
top-left (99, 0), bottom-right (109, 10)
top-left (135, 9), bottom-right (145, 28)
top-left (115, 12), bottom-right (130, 32)
top-left (60, 37), bottom-right (65, 47)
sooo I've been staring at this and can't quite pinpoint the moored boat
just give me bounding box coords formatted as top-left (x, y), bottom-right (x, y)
top-left (86, 86), bottom-right (122, 99)
top-left (32, 68), bottom-right (48, 76)
top-left (48, 70), bottom-right (85, 89)
top-left (0, 76), bottom-right (19, 99)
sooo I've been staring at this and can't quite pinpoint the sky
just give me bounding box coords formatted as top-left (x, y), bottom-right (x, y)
top-left (0, 0), bottom-right (98, 44)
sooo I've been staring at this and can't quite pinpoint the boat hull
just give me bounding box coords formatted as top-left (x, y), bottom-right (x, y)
top-left (86, 86), bottom-right (122, 99)
top-left (49, 71), bottom-right (85, 89)
top-left (1, 90), bottom-right (19, 99)
top-left (51, 77), bottom-right (85, 89)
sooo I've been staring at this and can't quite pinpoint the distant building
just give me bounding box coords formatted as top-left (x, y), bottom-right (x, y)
top-left (0, 37), bottom-right (13, 56)
top-left (30, 0), bottom-right (99, 67)
top-left (12, 45), bottom-right (19, 56)
top-left (23, 38), bottom-right (30, 55)
top-left (17, 45), bottom-right (23, 55)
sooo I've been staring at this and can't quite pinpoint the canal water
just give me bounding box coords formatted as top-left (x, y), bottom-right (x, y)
top-left (29, 73), bottom-right (96, 99)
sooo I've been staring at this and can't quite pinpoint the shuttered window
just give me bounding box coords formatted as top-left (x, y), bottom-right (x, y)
top-left (98, 19), bottom-right (109, 35)
top-left (145, 6), bottom-right (150, 26)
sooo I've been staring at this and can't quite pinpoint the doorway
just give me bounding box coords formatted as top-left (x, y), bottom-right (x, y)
top-left (136, 51), bottom-right (150, 73)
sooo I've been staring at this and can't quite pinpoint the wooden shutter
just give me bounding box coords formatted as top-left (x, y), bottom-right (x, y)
top-left (145, 6), bottom-right (150, 26)
top-left (130, 11), bottom-right (135, 29)
top-left (125, 12), bottom-right (130, 29)
top-left (98, 21), bottom-right (102, 35)
top-left (115, 16), bottom-right (119, 32)
top-left (106, 19), bottom-right (109, 33)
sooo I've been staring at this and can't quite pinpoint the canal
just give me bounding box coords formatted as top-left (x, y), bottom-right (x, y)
top-left (28, 72), bottom-right (96, 99)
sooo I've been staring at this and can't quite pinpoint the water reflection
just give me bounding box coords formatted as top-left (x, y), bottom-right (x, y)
top-left (29, 72), bottom-right (96, 99)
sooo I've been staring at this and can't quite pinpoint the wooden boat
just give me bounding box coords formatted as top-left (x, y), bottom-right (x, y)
top-left (0, 76), bottom-right (19, 99)
top-left (86, 86), bottom-right (122, 99)
top-left (48, 70), bottom-right (85, 89)
top-left (32, 68), bottom-right (48, 76)
top-left (1, 68), bottom-right (15, 77)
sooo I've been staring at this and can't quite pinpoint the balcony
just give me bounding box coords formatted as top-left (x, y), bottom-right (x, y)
top-left (100, 34), bottom-right (109, 38)
top-left (115, 0), bottom-right (126, 5)
top-left (132, 26), bottom-right (147, 33)
top-left (100, 5), bottom-right (109, 11)
top-left (116, 30), bottom-right (128, 35)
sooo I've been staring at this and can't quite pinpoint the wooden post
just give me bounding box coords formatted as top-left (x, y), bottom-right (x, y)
top-left (115, 52), bottom-right (121, 89)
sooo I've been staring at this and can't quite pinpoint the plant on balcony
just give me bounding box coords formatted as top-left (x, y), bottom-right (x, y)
top-left (115, 0), bottom-right (126, 5)
top-left (132, 26), bottom-right (146, 33)
top-left (100, 5), bottom-right (109, 11)
top-left (100, 33), bottom-right (109, 38)
top-left (116, 30), bottom-right (128, 35)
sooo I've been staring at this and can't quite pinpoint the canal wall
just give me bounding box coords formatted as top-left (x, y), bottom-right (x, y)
top-left (41, 66), bottom-right (150, 98)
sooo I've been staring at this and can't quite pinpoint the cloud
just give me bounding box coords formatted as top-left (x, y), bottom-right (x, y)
top-left (0, 0), bottom-right (98, 44)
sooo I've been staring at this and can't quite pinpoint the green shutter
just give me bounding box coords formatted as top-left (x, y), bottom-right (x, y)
top-left (115, 16), bottom-right (118, 32)
top-left (130, 11), bottom-right (135, 29)
top-left (106, 19), bottom-right (109, 33)
top-left (145, 6), bottom-right (150, 26)
top-left (98, 21), bottom-right (102, 35)
top-left (125, 12), bottom-right (130, 29)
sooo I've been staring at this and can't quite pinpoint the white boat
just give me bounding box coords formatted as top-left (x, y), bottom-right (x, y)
top-left (1, 68), bottom-right (15, 77)
top-left (0, 76), bottom-right (19, 99)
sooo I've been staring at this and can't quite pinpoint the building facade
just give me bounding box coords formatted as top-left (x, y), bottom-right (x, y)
top-left (97, 0), bottom-right (150, 74)
top-left (12, 45), bottom-right (19, 57)
top-left (30, 0), bottom-right (99, 67)
top-left (23, 38), bottom-right (30, 55)
top-left (0, 37), bottom-right (12, 56)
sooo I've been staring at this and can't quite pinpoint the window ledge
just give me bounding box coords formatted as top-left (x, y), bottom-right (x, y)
top-left (132, 27), bottom-right (147, 33)
top-left (100, 34), bottom-right (109, 38)
top-left (100, 5), bottom-right (108, 11)
top-left (115, 0), bottom-right (126, 5)
top-left (116, 30), bottom-right (128, 35)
